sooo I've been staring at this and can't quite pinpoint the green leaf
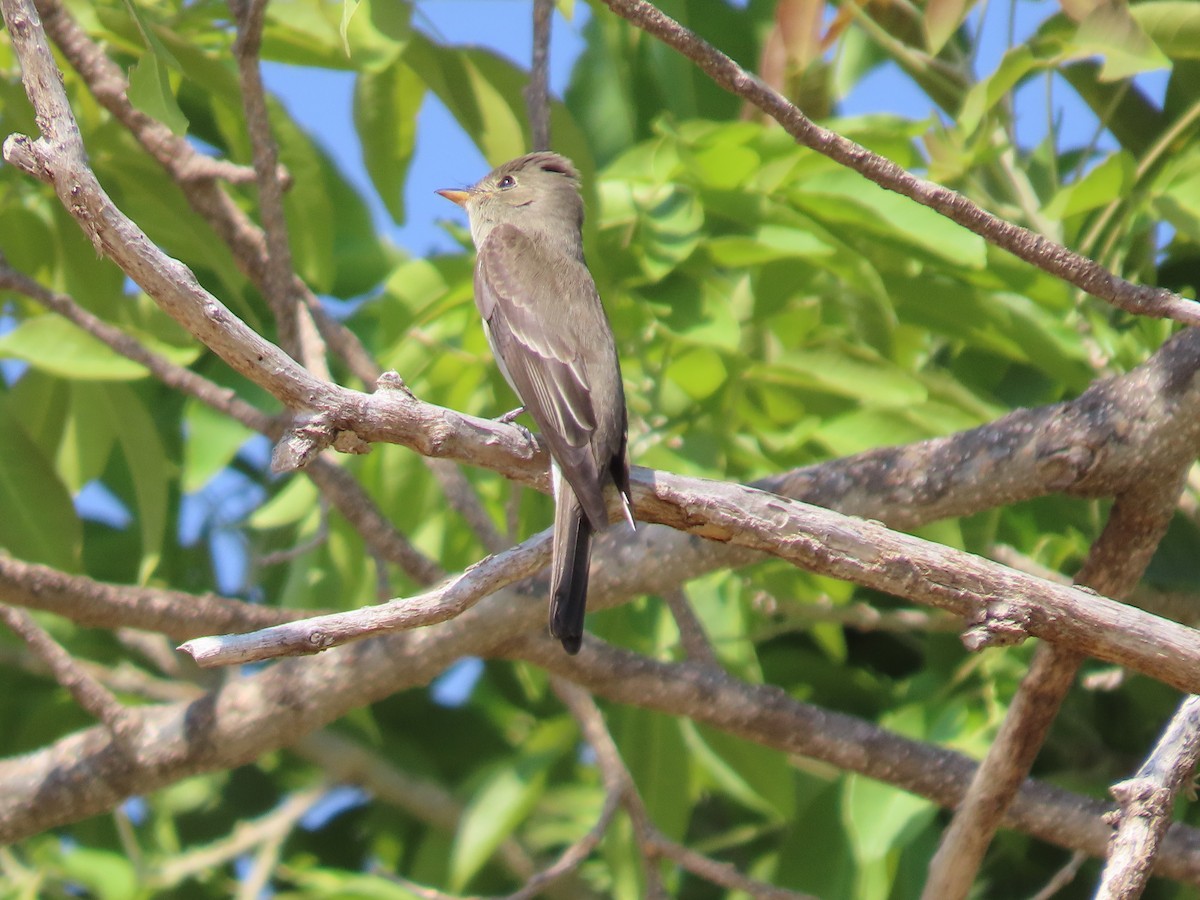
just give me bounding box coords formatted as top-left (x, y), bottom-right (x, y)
top-left (120, 0), bottom-right (189, 135)
top-left (957, 44), bottom-right (1052, 139)
top-left (59, 382), bottom-right (120, 491)
top-left (815, 408), bottom-right (940, 457)
top-left (679, 720), bottom-right (794, 820)
top-left (0, 399), bottom-right (81, 571)
top-left (1068, 2), bottom-right (1171, 81)
top-left (842, 774), bottom-right (936, 864)
top-left (0, 316), bottom-right (152, 381)
top-left (764, 347), bottom-right (929, 409)
top-left (924, 0), bottom-right (973, 55)
top-left (59, 847), bottom-right (138, 900)
top-left (127, 52), bottom-right (189, 137)
top-left (339, 0), bottom-right (362, 57)
top-left (262, 0), bottom-right (348, 68)
top-left (613, 707), bottom-right (690, 841)
top-left (449, 753), bottom-right (555, 891)
top-left (95, 383), bottom-right (170, 583)
top-left (250, 475), bottom-right (320, 529)
top-left (182, 399), bottom-right (254, 493)
top-left (1044, 150), bottom-right (1135, 219)
top-left (796, 171), bottom-right (987, 269)
top-left (403, 34), bottom-right (528, 165)
top-left (665, 346), bottom-right (726, 400)
top-left (707, 225), bottom-right (832, 267)
top-left (1154, 149), bottom-right (1200, 241)
top-left (1131, 2), bottom-right (1200, 60)
top-left (354, 59), bottom-right (423, 224)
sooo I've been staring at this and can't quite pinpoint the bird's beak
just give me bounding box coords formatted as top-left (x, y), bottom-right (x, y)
top-left (436, 188), bottom-right (471, 208)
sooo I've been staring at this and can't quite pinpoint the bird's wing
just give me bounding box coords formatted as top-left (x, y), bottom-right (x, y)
top-left (475, 223), bottom-right (609, 526)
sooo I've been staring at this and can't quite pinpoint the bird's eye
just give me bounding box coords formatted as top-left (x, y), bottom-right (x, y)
top-left (497, 175), bottom-right (516, 189)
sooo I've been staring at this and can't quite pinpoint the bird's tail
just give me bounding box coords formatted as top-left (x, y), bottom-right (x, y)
top-left (549, 484), bottom-right (593, 655)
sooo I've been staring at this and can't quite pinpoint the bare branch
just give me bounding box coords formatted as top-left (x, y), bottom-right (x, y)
top-left (0, 264), bottom-right (442, 585)
top-left (645, 831), bottom-right (817, 900)
top-left (427, 458), bottom-right (509, 555)
top-left (663, 588), bottom-right (719, 665)
top-left (756, 594), bottom-right (962, 637)
top-left (502, 792), bottom-right (620, 900)
top-left (551, 677), bottom-right (667, 895)
top-left (231, 0), bottom-right (330, 378)
top-left (1097, 695), bottom-right (1200, 899)
top-left (525, 637), bottom-right (1200, 884)
top-left (31, 0), bottom-right (377, 386)
top-left (179, 530), bottom-right (551, 666)
top-left (151, 786), bottom-right (322, 889)
top-left (180, 460), bottom-right (1200, 693)
top-left (292, 730), bottom-right (597, 900)
top-left (0, 604), bottom-right (135, 742)
top-left (596, 0), bottom-right (1200, 327)
top-left (0, 553), bottom-right (302, 639)
top-left (524, 0), bottom-right (553, 151)
top-left (923, 473), bottom-right (1189, 898)
top-left (921, 643), bottom-right (1083, 900)
top-left (1029, 851), bottom-right (1088, 900)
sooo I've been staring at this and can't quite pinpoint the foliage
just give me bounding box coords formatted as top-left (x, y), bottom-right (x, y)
top-left (2, 0), bottom-right (1200, 897)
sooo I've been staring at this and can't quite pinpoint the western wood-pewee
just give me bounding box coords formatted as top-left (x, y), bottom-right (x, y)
top-left (437, 151), bottom-right (634, 655)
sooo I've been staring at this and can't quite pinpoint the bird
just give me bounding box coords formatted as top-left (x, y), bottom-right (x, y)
top-left (437, 151), bottom-right (634, 654)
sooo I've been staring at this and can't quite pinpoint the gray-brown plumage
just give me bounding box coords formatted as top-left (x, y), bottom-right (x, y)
top-left (437, 152), bottom-right (634, 654)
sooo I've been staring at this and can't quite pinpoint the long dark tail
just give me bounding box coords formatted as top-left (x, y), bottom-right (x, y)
top-left (549, 487), bottom-right (593, 655)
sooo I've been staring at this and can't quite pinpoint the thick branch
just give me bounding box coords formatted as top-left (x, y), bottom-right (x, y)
top-left (183, 463), bottom-right (1200, 697)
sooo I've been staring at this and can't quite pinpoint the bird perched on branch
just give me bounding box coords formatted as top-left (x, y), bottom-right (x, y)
top-left (438, 151), bottom-right (635, 654)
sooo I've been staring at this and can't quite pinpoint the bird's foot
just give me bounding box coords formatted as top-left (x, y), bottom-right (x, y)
top-left (496, 406), bottom-right (525, 425)
top-left (495, 407), bottom-right (536, 448)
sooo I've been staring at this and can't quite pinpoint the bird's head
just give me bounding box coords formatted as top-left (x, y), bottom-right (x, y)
top-left (437, 151), bottom-right (584, 248)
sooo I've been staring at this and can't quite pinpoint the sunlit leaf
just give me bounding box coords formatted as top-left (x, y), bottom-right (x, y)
top-left (1044, 150), bottom-right (1135, 219)
top-left (0, 317), bottom-right (156, 381)
top-left (355, 59), bottom-right (423, 224)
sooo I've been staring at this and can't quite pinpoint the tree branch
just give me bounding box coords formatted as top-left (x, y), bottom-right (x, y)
top-left (524, 0), bottom-right (553, 151)
top-left (0, 604), bottom-right (136, 743)
top-left (1097, 695), bottom-right (1200, 898)
top-left (597, 0), bottom-right (1200, 327)
top-left (922, 470), bottom-right (1190, 898)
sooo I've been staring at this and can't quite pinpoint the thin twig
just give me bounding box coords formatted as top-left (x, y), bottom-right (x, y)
top-left (151, 787), bottom-right (323, 888)
top-left (1028, 851), bottom-right (1088, 900)
top-left (0, 604), bottom-right (135, 742)
top-left (292, 730), bottom-right (593, 900)
top-left (232, 0), bottom-right (329, 377)
top-left (552, 678), bottom-right (814, 899)
top-left (597, 0), bottom-right (1200, 327)
top-left (181, 465), bottom-right (1200, 699)
top-left (0, 263), bottom-right (442, 586)
top-left (524, 0), bottom-right (553, 151)
top-left (427, 458), bottom-right (509, 555)
top-left (662, 588), bottom-right (718, 665)
top-left (920, 643), bottom-right (1083, 900)
top-left (179, 530), bottom-right (552, 666)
